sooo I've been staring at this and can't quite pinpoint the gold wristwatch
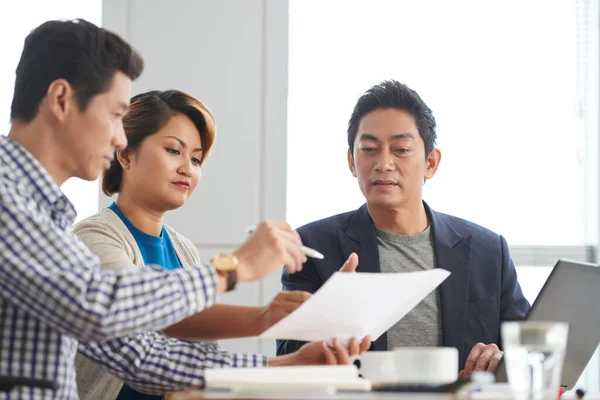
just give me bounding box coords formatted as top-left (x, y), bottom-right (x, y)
top-left (210, 254), bottom-right (239, 292)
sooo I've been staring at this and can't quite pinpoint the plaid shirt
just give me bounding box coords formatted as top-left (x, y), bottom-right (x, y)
top-left (0, 135), bottom-right (266, 399)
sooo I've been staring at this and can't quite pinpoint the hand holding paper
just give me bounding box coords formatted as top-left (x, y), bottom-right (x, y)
top-left (260, 266), bottom-right (450, 344)
top-left (339, 252), bottom-right (359, 273)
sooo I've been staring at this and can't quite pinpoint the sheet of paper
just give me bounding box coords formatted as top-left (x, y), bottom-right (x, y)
top-left (260, 269), bottom-right (450, 343)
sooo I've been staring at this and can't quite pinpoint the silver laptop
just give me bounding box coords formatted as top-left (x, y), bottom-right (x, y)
top-left (495, 259), bottom-right (600, 390)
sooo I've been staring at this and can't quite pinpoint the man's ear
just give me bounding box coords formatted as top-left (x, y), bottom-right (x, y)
top-left (348, 148), bottom-right (357, 177)
top-left (424, 148), bottom-right (442, 181)
top-left (45, 79), bottom-right (75, 123)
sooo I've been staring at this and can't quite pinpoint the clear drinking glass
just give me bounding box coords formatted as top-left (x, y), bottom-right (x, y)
top-left (501, 321), bottom-right (569, 400)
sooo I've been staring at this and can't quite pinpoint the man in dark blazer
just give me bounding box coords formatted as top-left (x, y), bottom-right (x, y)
top-left (278, 80), bottom-right (530, 379)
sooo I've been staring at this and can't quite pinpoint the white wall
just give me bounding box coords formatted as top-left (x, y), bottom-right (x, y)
top-left (102, 0), bottom-right (288, 356)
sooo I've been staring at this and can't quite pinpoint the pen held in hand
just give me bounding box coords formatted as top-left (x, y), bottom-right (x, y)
top-left (246, 225), bottom-right (325, 260)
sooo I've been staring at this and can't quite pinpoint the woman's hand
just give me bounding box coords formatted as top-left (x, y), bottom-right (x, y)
top-left (256, 291), bottom-right (311, 334)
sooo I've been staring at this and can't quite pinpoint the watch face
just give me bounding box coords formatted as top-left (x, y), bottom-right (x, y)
top-left (212, 254), bottom-right (238, 271)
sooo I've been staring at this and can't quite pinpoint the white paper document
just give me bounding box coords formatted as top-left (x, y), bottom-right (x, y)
top-left (260, 269), bottom-right (450, 343)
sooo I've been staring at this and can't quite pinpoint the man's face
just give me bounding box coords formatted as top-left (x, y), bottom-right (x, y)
top-left (348, 108), bottom-right (440, 210)
top-left (60, 71), bottom-right (130, 181)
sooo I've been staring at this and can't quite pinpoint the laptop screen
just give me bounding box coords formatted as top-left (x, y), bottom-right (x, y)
top-left (494, 259), bottom-right (600, 390)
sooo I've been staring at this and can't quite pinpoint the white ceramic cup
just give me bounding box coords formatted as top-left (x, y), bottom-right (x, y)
top-left (350, 347), bottom-right (458, 384)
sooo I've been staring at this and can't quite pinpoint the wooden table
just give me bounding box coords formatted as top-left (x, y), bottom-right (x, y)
top-left (166, 390), bottom-right (455, 400)
top-left (166, 387), bottom-right (600, 400)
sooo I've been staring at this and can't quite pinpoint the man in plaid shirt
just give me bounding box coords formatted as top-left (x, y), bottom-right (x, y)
top-left (0, 19), bottom-right (368, 399)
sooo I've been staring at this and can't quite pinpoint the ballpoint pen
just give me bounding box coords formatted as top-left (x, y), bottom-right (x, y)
top-left (246, 225), bottom-right (325, 259)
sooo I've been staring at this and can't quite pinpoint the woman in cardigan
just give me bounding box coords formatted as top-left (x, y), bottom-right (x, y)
top-left (74, 90), bottom-right (370, 400)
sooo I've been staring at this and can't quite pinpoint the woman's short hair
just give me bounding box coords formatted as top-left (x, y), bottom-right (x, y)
top-left (102, 90), bottom-right (216, 196)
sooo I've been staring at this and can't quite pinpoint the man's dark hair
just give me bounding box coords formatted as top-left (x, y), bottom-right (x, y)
top-left (347, 80), bottom-right (437, 156)
top-left (10, 18), bottom-right (144, 122)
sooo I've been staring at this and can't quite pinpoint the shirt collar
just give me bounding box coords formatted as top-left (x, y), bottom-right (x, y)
top-left (0, 135), bottom-right (77, 225)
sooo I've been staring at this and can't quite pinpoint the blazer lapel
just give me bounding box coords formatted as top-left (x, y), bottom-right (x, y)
top-left (427, 203), bottom-right (472, 368)
top-left (334, 203), bottom-right (472, 356)
top-left (341, 204), bottom-right (381, 274)
top-left (338, 204), bottom-right (387, 350)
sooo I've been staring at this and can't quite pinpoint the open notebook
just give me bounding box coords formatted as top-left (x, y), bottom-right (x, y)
top-left (205, 365), bottom-right (371, 393)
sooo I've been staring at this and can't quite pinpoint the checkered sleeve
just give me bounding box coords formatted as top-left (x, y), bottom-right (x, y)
top-left (0, 181), bottom-right (219, 342)
top-left (78, 332), bottom-right (268, 394)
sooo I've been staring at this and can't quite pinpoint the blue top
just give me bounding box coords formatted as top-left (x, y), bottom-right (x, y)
top-left (108, 202), bottom-right (182, 399)
top-left (108, 202), bottom-right (182, 270)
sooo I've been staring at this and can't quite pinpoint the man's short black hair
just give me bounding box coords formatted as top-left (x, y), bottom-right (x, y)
top-left (10, 18), bottom-right (144, 122)
top-left (347, 80), bottom-right (437, 156)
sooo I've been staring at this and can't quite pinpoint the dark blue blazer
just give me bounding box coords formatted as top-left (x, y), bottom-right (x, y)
top-left (277, 203), bottom-right (530, 370)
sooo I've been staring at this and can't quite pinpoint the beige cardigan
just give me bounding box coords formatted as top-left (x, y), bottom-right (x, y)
top-left (73, 207), bottom-right (215, 400)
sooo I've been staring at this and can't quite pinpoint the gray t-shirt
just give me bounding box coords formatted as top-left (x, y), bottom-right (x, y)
top-left (375, 224), bottom-right (443, 349)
